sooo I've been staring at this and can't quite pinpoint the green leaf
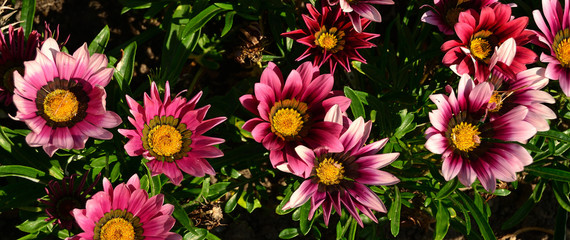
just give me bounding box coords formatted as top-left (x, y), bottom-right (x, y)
top-left (276, 184), bottom-right (295, 215)
top-left (221, 11), bottom-right (236, 37)
top-left (16, 217), bottom-right (51, 233)
top-left (279, 228), bottom-right (300, 239)
top-left (0, 165), bottom-right (45, 182)
top-left (299, 200), bottom-right (314, 235)
top-left (554, 205), bottom-right (568, 240)
top-left (208, 182), bottom-right (231, 200)
top-left (88, 25), bottom-right (110, 54)
top-left (456, 191), bottom-right (496, 240)
top-left (224, 187), bottom-right (242, 213)
top-left (388, 186), bottom-right (401, 237)
top-left (435, 201), bottom-right (450, 240)
top-left (394, 110), bottom-right (416, 139)
top-left (535, 130), bottom-right (570, 143)
top-left (526, 165), bottom-right (570, 182)
top-left (114, 41), bottom-right (137, 93)
top-left (184, 228), bottom-right (208, 240)
top-left (0, 126), bottom-right (13, 152)
top-left (348, 216), bottom-right (357, 240)
top-left (435, 178), bottom-right (459, 200)
top-left (344, 86), bottom-right (365, 119)
top-left (552, 181), bottom-right (570, 212)
top-left (501, 180), bottom-right (545, 230)
top-left (200, 177), bottom-right (211, 200)
top-left (165, 194), bottom-right (194, 231)
top-left (21, 0), bottom-right (36, 37)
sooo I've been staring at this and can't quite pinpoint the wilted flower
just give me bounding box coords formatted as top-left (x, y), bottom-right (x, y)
top-left (327, 0), bottom-right (394, 32)
top-left (281, 4), bottom-right (379, 73)
top-left (69, 175), bottom-right (182, 240)
top-left (421, 0), bottom-right (499, 35)
top-left (425, 75), bottom-right (536, 192)
top-left (119, 81), bottom-right (226, 185)
top-left (240, 61), bottom-right (351, 177)
top-left (12, 38), bottom-right (121, 156)
top-left (283, 116), bottom-right (399, 227)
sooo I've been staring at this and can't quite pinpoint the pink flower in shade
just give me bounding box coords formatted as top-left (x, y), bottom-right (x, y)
top-left (69, 175), bottom-right (182, 240)
top-left (533, 0), bottom-right (570, 96)
top-left (327, 0), bottom-right (394, 33)
top-left (118, 82), bottom-right (226, 185)
top-left (239, 61), bottom-right (351, 177)
top-left (12, 38), bottom-right (122, 156)
top-left (421, 0), bottom-right (498, 35)
top-left (441, 3), bottom-right (537, 82)
top-left (282, 116), bottom-right (400, 227)
top-left (425, 75), bottom-right (537, 192)
top-left (0, 25), bottom-right (41, 105)
top-left (281, 4), bottom-right (379, 73)
top-left (39, 172), bottom-right (101, 230)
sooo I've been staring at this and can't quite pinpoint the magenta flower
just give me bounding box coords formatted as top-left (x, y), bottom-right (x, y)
top-left (421, 0), bottom-right (498, 35)
top-left (12, 38), bottom-right (121, 156)
top-left (240, 61), bottom-right (351, 177)
top-left (0, 25), bottom-right (41, 105)
top-left (282, 116), bottom-right (399, 227)
top-left (533, 0), bottom-right (570, 96)
top-left (281, 4), bottom-right (379, 73)
top-left (327, 0), bottom-right (394, 32)
top-left (425, 75), bottom-right (537, 192)
top-left (69, 175), bottom-right (182, 240)
top-left (441, 3), bottom-right (537, 82)
top-left (39, 172), bottom-right (100, 230)
top-left (118, 82), bottom-right (225, 185)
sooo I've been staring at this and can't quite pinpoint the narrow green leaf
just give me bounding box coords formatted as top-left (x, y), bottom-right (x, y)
top-left (344, 86), bottom-right (365, 119)
top-left (221, 11), bottom-right (236, 37)
top-left (552, 181), bottom-right (570, 212)
top-left (456, 191), bottom-right (497, 240)
top-left (224, 187), bottom-right (242, 213)
top-left (299, 200), bottom-right (314, 235)
top-left (278, 228), bottom-right (300, 239)
top-left (208, 182), bottom-right (231, 200)
top-left (16, 217), bottom-right (50, 233)
top-left (435, 201), bottom-right (450, 240)
top-left (165, 194), bottom-right (194, 231)
top-left (536, 130), bottom-right (570, 143)
top-left (114, 42), bottom-right (137, 93)
top-left (276, 183), bottom-right (295, 215)
top-left (394, 110), bottom-right (416, 139)
top-left (502, 180), bottom-right (545, 230)
top-left (554, 205), bottom-right (568, 240)
top-left (526, 166), bottom-right (570, 182)
top-left (21, 0), bottom-right (36, 37)
top-left (184, 228), bottom-right (207, 240)
top-left (0, 165), bottom-right (45, 182)
top-left (88, 25), bottom-right (111, 54)
top-left (388, 186), bottom-right (401, 237)
top-left (200, 177), bottom-right (211, 200)
top-left (435, 178), bottom-right (459, 200)
top-left (348, 216), bottom-right (357, 240)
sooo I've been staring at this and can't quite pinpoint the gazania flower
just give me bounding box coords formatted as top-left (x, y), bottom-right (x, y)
top-left (240, 61), bottom-right (351, 177)
top-left (533, 0), bottom-right (570, 96)
top-left (12, 38), bottom-right (121, 156)
top-left (39, 172), bottom-right (100, 230)
top-left (118, 82), bottom-right (226, 185)
top-left (0, 25), bottom-right (41, 105)
top-left (69, 174), bottom-right (182, 240)
top-left (421, 0), bottom-right (498, 35)
top-left (281, 4), bottom-right (379, 73)
top-left (282, 116), bottom-right (400, 227)
top-left (327, 0), bottom-right (394, 33)
top-left (425, 75), bottom-right (537, 192)
top-left (441, 3), bottom-right (537, 82)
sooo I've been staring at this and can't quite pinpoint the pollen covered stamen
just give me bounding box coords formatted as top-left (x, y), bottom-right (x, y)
top-left (451, 122), bottom-right (481, 152)
top-left (316, 158), bottom-right (345, 185)
top-left (488, 91), bottom-right (503, 112)
top-left (314, 27), bottom-right (345, 53)
top-left (555, 38), bottom-right (570, 68)
top-left (148, 125), bottom-right (183, 157)
top-left (100, 218), bottom-right (135, 240)
top-left (272, 108), bottom-right (304, 137)
top-left (43, 89), bottom-right (79, 123)
top-left (470, 38), bottom-right (492, 60)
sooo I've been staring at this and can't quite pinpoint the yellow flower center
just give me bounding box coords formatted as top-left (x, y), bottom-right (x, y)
top-left (100, 218), bottom-right (135, 240)
top-left (272, 108), bottom-right (303, 137)
top-left (316, 158), bottom-right (344, 185)
top-left (314, 27), bottom-right (345, 53)
top-left (148, 125), bottom-right (183, 157)
top-left (451, 122), bottom-right (481, 152)
top-left (43, 89), bottom-right (79, 122)
top-left (555, 37), bottom-right (570, 68)
top-left (488, 91), bottom-right (503, 112)
top-left (470, 38), bottom-right (492, 60)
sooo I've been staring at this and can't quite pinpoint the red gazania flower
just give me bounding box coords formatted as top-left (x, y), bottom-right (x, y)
top-left (283, 116), bottom-right (399, 227)
top-left (240, 61), bottom-right (351, 177)
top-left (327, 0), bottom-right (394, 32)
top-left (0, 25), bottom-right (40, 105)
top-left (425, 75), bottom-right (536, 192)
top-left (533, 0), bottom-right (570, 96)
top-left (441, 3), bottom-right (537, 82)
top-left (421, 0), bottom-right (498, 35)
top-left (118, 81), bottom-right (226, 185)
top-left (39, 172), bottom-right (100, 230)
top-left (69, 175), bottom-right (182, 240)
top-left (281, 4), bottom-right (379, 73)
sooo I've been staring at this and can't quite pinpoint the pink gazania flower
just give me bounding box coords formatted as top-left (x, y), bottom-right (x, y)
top-left (0, 25), bottom-right (41, 105)
top-left (69, 174), bottom-right (182, 240)
top-left (282, 116), bottom-right (400, 227)
top-left (39, 172), bottom-right (100, 230)
top-left (425, 75), bottom-right (537, 192)
top-left (441, 3), bottom-right (537, 82)
top-left (421, 0), bottom-right (498, 35)
top-left (327, 0), bottom-right (394, 33)
top-left (281, 4), bottom-right (379, 73)
top-left (240, 62), bottom-right (351, 177)
top-left (533, 0), bottom-right (570, 96)
top-left (118, 82), bottom-right (226, 185)
top-left (12, 38), bottom-right (121, 156)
